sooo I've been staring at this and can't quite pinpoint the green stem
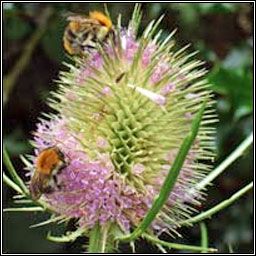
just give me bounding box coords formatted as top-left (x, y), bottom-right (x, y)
top-left (30, 215), bottom-right (67, 228)
top-left (88, 223), bottom-right (104, 253)
top-left (179, 181), bottom-right (253, 226)
top-left (3, 145), bottom-right (28, 195)
top-left (194, 132), bottom-right (253, 191)
top-left (47, 228), bottom-right (85, 243)
top-left (143, 233), bottom-right (217, 253)
top-left (3, 207), bottom-right (44, 212)
top-left (118, 102), bottom-right (206, 242)
top-left (227, 243), bottom-right (234, 253)
top-left (200, 222), bottom-right (208, 253)
top-left (3, 172), bottom-right (23, 194)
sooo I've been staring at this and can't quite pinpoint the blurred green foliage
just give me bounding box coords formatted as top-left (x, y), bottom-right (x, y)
top-left (3, 2), bottom-right (253, 254)
top-left (4, 15), bottom-right (32, 40)
top-left (41, 16), bottom-right (66, 62)
top-left (209, 65), bottom-right (252, 120)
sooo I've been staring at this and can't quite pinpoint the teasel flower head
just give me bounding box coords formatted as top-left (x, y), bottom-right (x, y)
top-left (24, 5), bottom-right (216, 252)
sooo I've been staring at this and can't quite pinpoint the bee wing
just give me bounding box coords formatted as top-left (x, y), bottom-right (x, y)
top-left (29, 172), bottom-right (52, 200)
top-left (29, 172), bottom-right (42, 200)
top-left (65, 13), bottom-right (88, 21)
top-left (62, 11), bottom-right (85, 19)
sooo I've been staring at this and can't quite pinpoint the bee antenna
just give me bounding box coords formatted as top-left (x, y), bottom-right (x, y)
top-left (61, 11), bottom-right (76, 19)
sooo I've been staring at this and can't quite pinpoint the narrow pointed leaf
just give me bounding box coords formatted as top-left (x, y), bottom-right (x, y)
top-left (3, 172), bottom-right (23, 194)
top-left (118, 101), bottom-right (206, 241)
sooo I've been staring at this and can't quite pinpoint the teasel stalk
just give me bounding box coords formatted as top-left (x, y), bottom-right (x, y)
top-left (3, 4), bottom-right (253, 253)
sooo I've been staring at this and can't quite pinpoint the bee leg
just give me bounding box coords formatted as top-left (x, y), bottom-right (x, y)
top-left (53, 174), bottom-right (64, 190)
top-left (29, 183), bottom-right (42, 200)
top-left (43, 186), bottom-right (55, 194)
top-left (43, 177), bottom-right (58, 194)
top-left (115, 72), bottom-right (126, 83)
top-left (52, 175), bottom-right (60, 189)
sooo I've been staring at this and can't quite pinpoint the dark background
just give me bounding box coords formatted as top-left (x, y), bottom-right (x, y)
top-left (3, 2), bottom-right (253, 254)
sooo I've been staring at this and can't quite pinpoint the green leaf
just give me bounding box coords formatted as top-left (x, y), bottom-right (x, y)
top-left (208, 66), bottom-right (253, 120)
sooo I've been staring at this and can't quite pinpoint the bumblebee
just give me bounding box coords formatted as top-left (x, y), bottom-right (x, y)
top-left (29, 147), bottom-right (66, 200)
top-left (63, 10), bottom-right (113, 56)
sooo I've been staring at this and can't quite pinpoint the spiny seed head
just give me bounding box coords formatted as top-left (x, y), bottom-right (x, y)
top-left (27, 7), bottom-right (216, 237)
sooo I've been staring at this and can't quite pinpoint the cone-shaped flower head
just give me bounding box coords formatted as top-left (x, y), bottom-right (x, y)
top-left (27, 6), bottom-right (216, 241)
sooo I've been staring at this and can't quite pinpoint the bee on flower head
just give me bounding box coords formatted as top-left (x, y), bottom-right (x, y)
top-left (29, 147), bottom-right (66, 200)
top-left (63, 10), bottom-right (113, 56)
